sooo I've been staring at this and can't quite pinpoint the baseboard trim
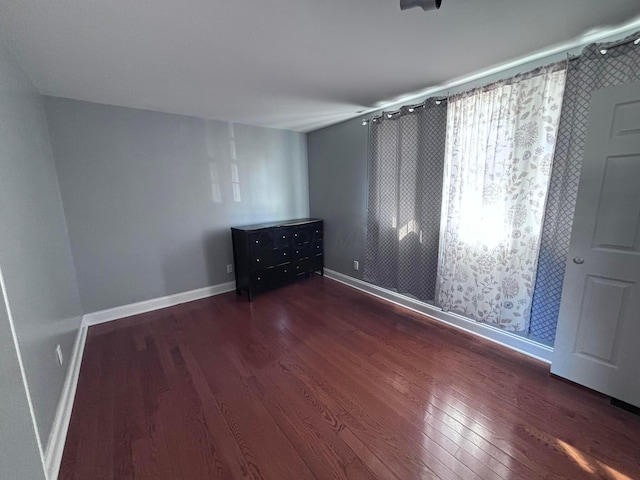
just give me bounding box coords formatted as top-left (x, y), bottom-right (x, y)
top-left (82, 281), bottom-right (236, 327)
top-left (324, 269), bottom-right (553, 364)
top-left (44, 323), bottom-right (87, 480)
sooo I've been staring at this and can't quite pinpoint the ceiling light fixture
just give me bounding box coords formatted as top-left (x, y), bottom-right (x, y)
top-left (599, 48), bottom-right (608, 55)
top-left (408, 107), bottom-right (415, 112)
top-left (635, 38), bottom-right (640, 45)
top-left (400, 0), bottom-right (442, 11)
top-left (362, 119), bottom-right (369, 126)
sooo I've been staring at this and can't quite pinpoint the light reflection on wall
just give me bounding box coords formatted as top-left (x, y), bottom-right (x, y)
top-left (205, 122), bottom-right (223, 204)
top-left (203, 118), bottom-right (307, 218)
top-left (231, 163), bottom-right (241, 203)
top-left (209, 161), bottom-right (222, 203)
top-left (229, 123), bottom-right (242, 203)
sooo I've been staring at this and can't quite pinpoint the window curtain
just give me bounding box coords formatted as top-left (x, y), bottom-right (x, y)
top-left (364, 100), bottom-right (447, 303)
top-left (530, 32), bottom-right (640, 342)
top-left (437, 64), bottom-right (566, 332)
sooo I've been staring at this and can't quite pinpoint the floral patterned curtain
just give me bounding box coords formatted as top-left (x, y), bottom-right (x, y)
top-left (437, 64), bottom-right (566, 332)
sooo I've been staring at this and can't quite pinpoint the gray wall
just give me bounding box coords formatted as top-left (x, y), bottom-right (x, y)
top-left (46, 98), bottom-right (309, 313)
top-left (0, 296), bottom-right (45, 479)
top-left (308, 117), bottom-right (369, 279)
top-left (0, 41), bottom-right (82, 470)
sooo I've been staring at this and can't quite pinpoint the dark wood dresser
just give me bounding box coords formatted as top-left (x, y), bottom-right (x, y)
top-left (231, 218), bottom-right (324, 301)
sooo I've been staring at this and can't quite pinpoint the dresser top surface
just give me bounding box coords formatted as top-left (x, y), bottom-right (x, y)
top-left (232, 218), bottom-right (322, 232)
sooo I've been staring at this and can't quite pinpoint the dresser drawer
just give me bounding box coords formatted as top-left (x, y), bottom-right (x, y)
top-left (293, 222), bottom-right (322, 244)
top-left (294, 242), bottom-right (323, 259)
top-left (251, 247), bottom-right (290, 270)
top-left (252, 264), bottom-right (293, 286)
top-left (311, 237), bottom-right (323, 255)
top-left (292, 227), bottom-right (312, 247)
top-left (249, 229), bottom-right (290, 251)
top-left (249, 230), bottom-right (273, 249)
top-left (292, 243), bottom-right (311, 259)
top-left (294, 255), bottom-right (323, 276)
top-left (273, 228), bottom-right (291, 249)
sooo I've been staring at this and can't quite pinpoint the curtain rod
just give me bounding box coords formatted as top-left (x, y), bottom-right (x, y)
top-left (362, 98), bottom-right (447, 126)
top-left (598, 35), bottom-right (640, 55)
top-left (363, 32), bottom-right (640, 127)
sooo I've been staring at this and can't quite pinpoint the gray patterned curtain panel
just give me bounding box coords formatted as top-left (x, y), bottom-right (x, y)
top-left (529, 32), bottom-right (640, 343)
top-left (364, 100), bottom-right (447, 303)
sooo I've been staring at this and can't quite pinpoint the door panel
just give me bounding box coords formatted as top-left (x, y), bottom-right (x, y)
top-left (611, 100), bottom-right (640, 136)
top-left (592, 155), bottom-right (640, 250)
top-left (552, 81), bottom-right (640, 408)
top-left (574, 275), bottom-right (630, 366)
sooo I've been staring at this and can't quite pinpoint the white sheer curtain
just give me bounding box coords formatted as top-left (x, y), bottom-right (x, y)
top-left (437, 64), bottom-right (566, 331)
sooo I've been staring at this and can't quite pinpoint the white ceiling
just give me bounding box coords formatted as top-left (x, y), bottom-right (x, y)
top-left (1, 1), bottom-right (640, 132)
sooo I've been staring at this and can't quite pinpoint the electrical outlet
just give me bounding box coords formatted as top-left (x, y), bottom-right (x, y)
top-left (353, 260), bottom-right (359, 271)
top-left (55, 345), bottom-right (63, 366)
top-left (226, 264), bottom-right (234, 274)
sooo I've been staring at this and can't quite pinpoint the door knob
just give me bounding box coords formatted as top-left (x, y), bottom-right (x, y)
top-left (573, 257), bottom-right (585, 265)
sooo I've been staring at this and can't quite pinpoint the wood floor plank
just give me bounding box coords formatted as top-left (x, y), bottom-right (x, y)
top-left (269, 309), bottom-right (478, 480)
top-left (60, 276), bottom-right (640, 480)
top-left (59, 335), bottom-right (103, 480)
top-left (179, 312), bottom-right (316, 480)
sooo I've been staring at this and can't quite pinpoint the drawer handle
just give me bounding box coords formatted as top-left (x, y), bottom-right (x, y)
top-left (256, 258), bottom-right (260, 262)
top-left (284, 252), bottom-right (287, 256)
top-left (282, 235), bottom-right (286, 239)
top-left (284, 270), bottom-right (287, 273)
top-left (255, 240), bottom-right (259, 244)
top-left (257, 276), bottom-right (261, 281)
top-left (294, 234), bottom-right (297, 237)
top-left (296, 266), bottom-right (299, 269)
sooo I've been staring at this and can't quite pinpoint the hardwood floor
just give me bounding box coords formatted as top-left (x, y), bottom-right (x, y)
top-left (60, 276), bottom-right (640, 480)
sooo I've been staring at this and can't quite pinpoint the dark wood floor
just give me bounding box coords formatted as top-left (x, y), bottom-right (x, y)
top-left (60, 276), bottom-right (640, 480)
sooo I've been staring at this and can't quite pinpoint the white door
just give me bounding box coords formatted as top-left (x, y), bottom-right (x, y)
top-left (551, 81), bottom-right (640, 408)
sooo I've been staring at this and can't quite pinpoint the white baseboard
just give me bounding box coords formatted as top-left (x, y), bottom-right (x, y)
top-left (324, 269), bottom-right (553, 364)
top-left (82, 281), bottom-right (236, 327)
top-left (44, 323), bottom-right (87, 480)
